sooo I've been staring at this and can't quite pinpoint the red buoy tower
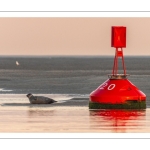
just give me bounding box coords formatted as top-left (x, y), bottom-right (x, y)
top-left (89, 26), bottom-right (146, 109)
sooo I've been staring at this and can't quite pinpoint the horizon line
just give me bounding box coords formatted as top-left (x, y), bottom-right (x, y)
top-left (0, 55), bottom-right (149, 57)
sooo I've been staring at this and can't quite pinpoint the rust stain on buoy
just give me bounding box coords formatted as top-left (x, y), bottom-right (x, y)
top-left (89, 26), bottom-right (146, 109)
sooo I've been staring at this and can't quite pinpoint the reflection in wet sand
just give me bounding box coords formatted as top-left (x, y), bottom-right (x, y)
top-left (0, 95), bottom-right (150, 133)
top-left (27, 109), bottom-right (55, 117)
top-left (89, 109), bottom-right (146, 132)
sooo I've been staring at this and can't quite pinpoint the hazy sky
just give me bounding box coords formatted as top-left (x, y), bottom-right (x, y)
top-left (0, 17), bottom-right (150, 56)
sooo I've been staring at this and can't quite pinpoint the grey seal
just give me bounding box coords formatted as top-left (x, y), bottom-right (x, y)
top-left (26, 93), bottom-right (57, 104)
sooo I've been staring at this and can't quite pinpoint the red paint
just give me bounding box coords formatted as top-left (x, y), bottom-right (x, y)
top-left (90, 79), bottom-right (146, 104)
top-left (111, 26), bottom-right (126, 48)
top-left (112, 48), bottom-right (126, 75)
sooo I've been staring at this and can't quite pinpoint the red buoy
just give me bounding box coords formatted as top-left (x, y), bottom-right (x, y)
top-left (89, 26), bottom-right (146, 109)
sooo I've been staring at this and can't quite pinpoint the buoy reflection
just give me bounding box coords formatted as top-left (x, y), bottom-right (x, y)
top-left (90, 109), bottom-right (146, 132)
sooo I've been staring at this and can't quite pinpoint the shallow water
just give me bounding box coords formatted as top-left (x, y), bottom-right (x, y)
top-left (0, 94), bottom-right (149, 133)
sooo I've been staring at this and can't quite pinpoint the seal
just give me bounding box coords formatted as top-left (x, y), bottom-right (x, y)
top-left (26, 93), bottom-right (57, 104)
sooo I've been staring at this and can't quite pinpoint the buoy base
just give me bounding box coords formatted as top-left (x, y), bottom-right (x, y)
top-left (89, 100), bottom-right (146, 109)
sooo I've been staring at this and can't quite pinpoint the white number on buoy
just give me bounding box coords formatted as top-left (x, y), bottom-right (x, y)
top-left (107, 84), bottom-right (115, 90)
top-left (99, 83), bottom-right (108, 89)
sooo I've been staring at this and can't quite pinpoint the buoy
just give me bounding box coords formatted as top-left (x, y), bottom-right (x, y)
top-left (89, 26), bottom-right (146, 109)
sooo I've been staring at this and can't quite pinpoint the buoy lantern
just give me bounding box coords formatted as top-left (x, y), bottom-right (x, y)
top-left (89, 26), bottom-right (146, 109)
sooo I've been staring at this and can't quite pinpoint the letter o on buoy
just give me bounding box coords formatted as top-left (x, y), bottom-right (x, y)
top-left (107, 84), bottom-right (115, 90)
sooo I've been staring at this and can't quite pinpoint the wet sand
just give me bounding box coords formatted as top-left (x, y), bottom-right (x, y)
top-left (0, 94), bottom-right (149, 133)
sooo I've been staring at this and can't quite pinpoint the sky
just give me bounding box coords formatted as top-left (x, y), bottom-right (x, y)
top-left (0, 17), bottom-right (150, 56)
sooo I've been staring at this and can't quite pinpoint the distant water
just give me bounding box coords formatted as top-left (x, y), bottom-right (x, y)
top-left (0, 56), bottom-right (150, 97)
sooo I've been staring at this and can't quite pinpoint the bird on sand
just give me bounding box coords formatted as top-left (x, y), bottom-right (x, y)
top-left (26, 93), bottom-right (57, 104)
